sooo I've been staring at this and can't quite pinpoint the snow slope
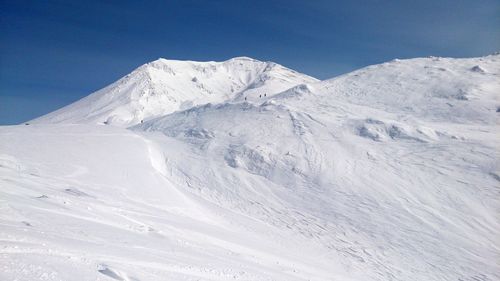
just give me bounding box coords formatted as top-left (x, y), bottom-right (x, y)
top-left (31, 57), bottom-right (317, 127)
top-left (315, 55), bottom-right (499, 123)
top-left (1, 55), bottom-right (499, 280)
top-left (0, 124), bottom-right (344, 281)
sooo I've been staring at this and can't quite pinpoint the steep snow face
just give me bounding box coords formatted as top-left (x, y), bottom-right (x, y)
top-left (31, 57), bottom-right (318, 127)
top-left (134, 102), bottom-right (499, 281)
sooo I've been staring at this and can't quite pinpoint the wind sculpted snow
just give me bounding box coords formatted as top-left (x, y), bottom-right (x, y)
top-left (1, 54), bottom-right (499, 280)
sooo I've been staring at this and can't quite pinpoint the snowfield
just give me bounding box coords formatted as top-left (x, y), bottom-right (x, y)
top-left (1, 55), bottom-right (499, 281)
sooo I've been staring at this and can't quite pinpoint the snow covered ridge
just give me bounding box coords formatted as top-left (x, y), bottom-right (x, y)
top-left (30, 57), bottom-right (318, 127)
top-left (316, 54), bottom-right (500, 124)
top-left (31, 54), bottom-right (499, 127)
top-left (2, 55), bottom-right (499, 280)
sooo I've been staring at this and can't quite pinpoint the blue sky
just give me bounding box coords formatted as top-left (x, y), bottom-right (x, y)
top-left (1, 0), bottom-right (499, 124)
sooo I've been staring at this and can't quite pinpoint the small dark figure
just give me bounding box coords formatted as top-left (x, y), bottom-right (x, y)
top-left (259, 94), bottom-right (262, 98)
top-left (264, 93), bottom-right (267, 97)
top-left (141, 120), bottom-right (144, 124)
top-left (244, 97), bottom-right (247, 101)
top-left (25, 123), bottom-right (30, 125)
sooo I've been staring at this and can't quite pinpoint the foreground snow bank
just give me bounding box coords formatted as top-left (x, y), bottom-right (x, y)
top-left (0, 124), bottom-right (346, 281)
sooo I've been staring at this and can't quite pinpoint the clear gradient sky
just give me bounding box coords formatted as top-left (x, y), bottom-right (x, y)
top-left (1, 0), bottom-right (499, 124)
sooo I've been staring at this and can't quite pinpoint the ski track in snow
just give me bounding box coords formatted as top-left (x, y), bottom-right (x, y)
top-left (1, 55), bottom-right (500, 280)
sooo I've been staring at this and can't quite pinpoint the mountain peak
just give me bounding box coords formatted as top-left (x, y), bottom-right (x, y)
top-left (145, 56), bottom-right (262, 65)
top-left (31, 57), bottom-right (317, 127)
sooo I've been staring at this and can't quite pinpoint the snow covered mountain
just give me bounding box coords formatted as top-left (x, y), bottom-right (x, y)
top-left (31, 57), bottom-right (318, 127)
top-left (133, 54), bottom-right (500, 281)
top-left (315, 55), bottom-right (499, 123)
top-left (1, 55), bottom-right (499, 281)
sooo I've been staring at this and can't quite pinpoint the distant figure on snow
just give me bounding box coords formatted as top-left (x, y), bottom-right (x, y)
top-left (259, 94), bottom-right (262, 98)
top-left (244, 97), bottom-right (247, 101)
top-left (264, 93), bottom-right (267, 97)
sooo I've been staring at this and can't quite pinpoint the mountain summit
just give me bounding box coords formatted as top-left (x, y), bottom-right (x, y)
top-left (31, 57), bottom-right (318, 127)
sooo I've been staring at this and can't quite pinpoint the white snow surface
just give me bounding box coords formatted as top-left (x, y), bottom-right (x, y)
top-left (31, 57), bottom-right (318, 127)
top-left (2, 54), bottom-right (500, 281)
